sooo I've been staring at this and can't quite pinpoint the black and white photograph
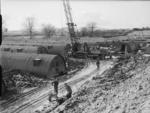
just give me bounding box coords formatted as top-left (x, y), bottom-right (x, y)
top-left (0, 0), bottom-right (150, 113)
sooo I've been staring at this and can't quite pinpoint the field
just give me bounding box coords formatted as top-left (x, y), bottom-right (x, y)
top-left (2, 29), bottom-right (150, 47)
top-left (1, 29), bottom-right (150, 113)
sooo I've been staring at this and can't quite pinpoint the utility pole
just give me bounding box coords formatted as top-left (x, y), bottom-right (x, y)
top-left (90, 25), bottom-right (95, 37)
top-left (88, 23), bottom-right (96, 37)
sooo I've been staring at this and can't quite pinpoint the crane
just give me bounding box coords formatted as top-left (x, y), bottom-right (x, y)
top-left (62, 0), bottom-right (98, 59)
top-left (62, 0), bottom-right (81, 53)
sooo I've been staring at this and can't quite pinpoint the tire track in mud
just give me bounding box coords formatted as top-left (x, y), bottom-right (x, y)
top-left (0, 68), bottom-right (81, 112)
top-left (5, 62), bottom-right (96, 113)
top-left (34, 61), bottom-right (113, 113)
top-left (50, 61), bottom-right (113, 113)
top-left (2, 61), bottom-right (112, 113)
top-left (11, 66), bottom-right (98, 113)
top-left (1, 86), bottom-right (47, 108)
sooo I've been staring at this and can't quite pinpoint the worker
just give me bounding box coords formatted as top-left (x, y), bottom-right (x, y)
top-left (96, 57), bottom-right (100, 69)
top-left (49, 83), bottom-right (72, 105)
top-left (52, 78), bottom-right (59, 97)
top-left (84, 42), bottom-right (89, 53)
top-left (48, 91), bottom-right (57, 102)
top-left (64, 83), bottom-right (72, 99)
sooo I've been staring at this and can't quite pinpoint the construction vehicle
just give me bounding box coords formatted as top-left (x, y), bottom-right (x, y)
top-left (62, 0), bottom-right (113, 60)
top-left (62, 0), bottom-right (146, 60)
top-left (62, 0), bottom-right (81, 54)
top-left (62, 0), bottom-right (94, 59)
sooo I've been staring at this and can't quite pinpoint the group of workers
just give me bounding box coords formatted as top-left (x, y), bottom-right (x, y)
top-left (49, 78), bottom-right (72, 105)
top-left (49, 57), bottom-right (100, 105)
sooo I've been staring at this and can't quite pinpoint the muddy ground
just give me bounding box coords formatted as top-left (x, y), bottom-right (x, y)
top-left (0, 61), bottom-right (99, 113)
top-left (1, 54), bottom-right (150, 113)
top-left (51, 55), bottom-right (150, 113)
top-left (1, 58), bottom-right (85, 99)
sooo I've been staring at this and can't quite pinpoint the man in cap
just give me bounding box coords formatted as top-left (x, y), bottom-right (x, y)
top-left (52, 78), bottom-right (59, 97)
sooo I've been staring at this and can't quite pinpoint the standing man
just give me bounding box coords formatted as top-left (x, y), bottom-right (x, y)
top-left (52, 78), bottom-right (59, 97)
top-left (96, 57), bottom-right (100, 69)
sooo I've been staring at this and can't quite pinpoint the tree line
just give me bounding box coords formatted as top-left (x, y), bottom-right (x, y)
top-left (2, 17), bottom-right (58, 39)
top-left (2, 17), bottom-right (150, 39)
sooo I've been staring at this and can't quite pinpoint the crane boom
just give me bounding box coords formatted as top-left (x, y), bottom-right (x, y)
top-left (62, 0), bottom-right (80, 45)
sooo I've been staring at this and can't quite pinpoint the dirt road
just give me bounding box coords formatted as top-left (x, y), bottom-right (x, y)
top-left (0, 61), bottom-right (113, 113)
top-left (52, 57), bottom-right (150, 113)
top-left (34, 61), bottom-right (113, 113)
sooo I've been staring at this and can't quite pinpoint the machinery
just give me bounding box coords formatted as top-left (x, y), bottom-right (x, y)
top-left (62, 0), bottom-right (81, 53)
top-left (62, 0), bottom-right (112, 60)
top-left (63, 0), bottom-right (91, 58)
top-left (1, 0), bottom-right (112, 61)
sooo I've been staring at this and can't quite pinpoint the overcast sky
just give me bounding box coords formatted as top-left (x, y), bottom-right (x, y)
top-left (1, 0), bottom-right (150, 31)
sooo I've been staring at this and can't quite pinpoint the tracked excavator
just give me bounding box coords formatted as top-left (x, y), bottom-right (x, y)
top-left (62, 0), bottom-right (111, 60)
top-left (62, 0), bottom-right (80, 51)
top-left (62, 0), bottom-right (91, 59)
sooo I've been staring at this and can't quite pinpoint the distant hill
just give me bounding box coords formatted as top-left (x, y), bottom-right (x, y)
top-left (127, 29), bottom-right (150, 39)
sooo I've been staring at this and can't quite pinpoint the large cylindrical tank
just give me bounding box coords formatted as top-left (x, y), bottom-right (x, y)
top-left (0, 45), bottom-right (38, 53)
top-left (0, 52), bottom-right (67, 79)
top-left (0, 45), bottom-right (68, 57)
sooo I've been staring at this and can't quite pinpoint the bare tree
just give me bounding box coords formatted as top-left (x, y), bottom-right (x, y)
top-left (42, 24), bottom-right (56, 39)
top-left (23, 17), bottom-right (35, 39)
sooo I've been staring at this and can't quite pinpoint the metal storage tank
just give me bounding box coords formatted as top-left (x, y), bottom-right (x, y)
top-left (0, 52), bottom-right (67, 79)
top-left (0, 45), bottom-right (69, 57)
top-left (0, 45), bottom-right (38, 53)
